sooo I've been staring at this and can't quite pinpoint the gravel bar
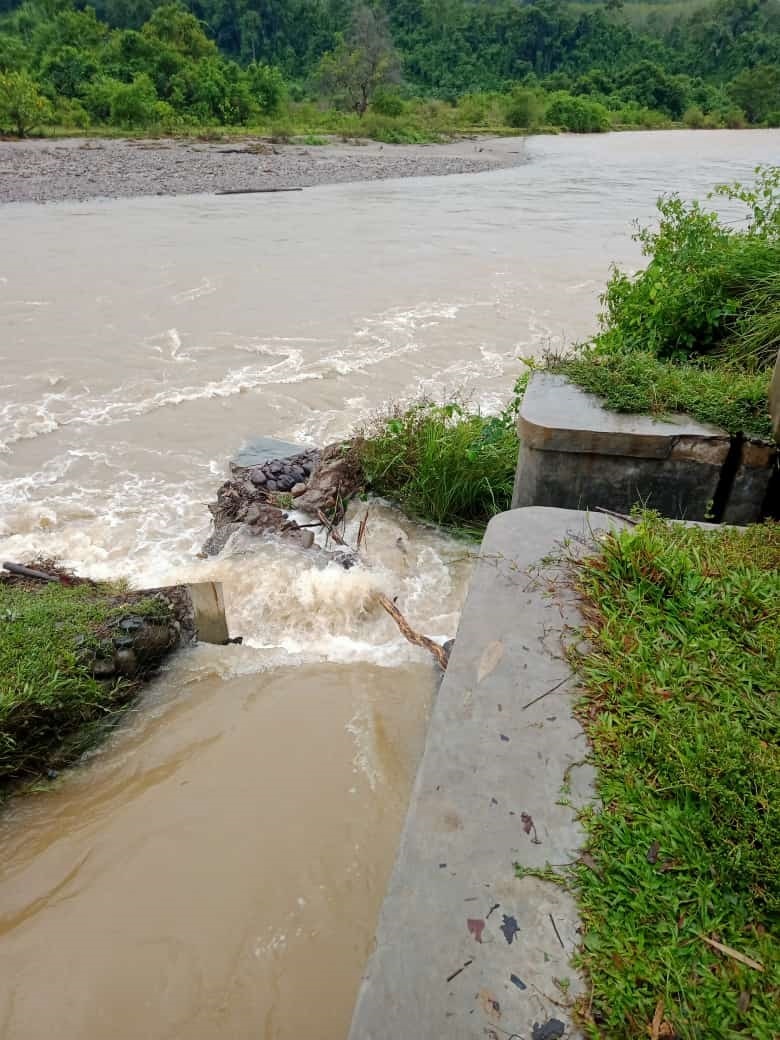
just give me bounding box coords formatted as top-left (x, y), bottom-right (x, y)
top-left (0, 135), bottom-right (527, 204)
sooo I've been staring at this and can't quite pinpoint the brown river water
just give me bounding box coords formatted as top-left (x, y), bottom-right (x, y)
top-left (1, 130), bottom-right (778, 1039)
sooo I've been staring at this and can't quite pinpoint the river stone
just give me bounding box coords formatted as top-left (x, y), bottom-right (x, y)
top-left (230, 436), bottom-right (309, 471)
top-left (291, 482), bottom-right (307, 497)
top-left (91, 657), bottom-right (116, 679)
top-left (249, 467), bottom-right (267, 486)
top-left (300, 529), bottom-right (315, 549)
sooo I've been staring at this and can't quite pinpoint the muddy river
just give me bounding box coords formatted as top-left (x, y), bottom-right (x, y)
top-left (1, 129), bottom-right (778, 1039)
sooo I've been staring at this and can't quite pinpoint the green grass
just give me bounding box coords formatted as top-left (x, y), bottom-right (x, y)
top-left (564, 516), bottom-right (780, 1038)
top-left (553, 350), bottom-right (773, 440)
top-left (354, 400), bottom-right (518, 532)
top-left (0, 577), bottom-right (173, 790)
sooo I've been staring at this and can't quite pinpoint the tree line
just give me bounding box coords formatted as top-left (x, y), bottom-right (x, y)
top-left (0, 0), bottom-right (778, 136)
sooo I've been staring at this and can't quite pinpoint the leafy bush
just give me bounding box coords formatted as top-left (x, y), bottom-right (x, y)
top-left (0, 69), bottom-right (51, 135)
top-left (355, 400), bottom-right (518, 531)
top-left (596, 168), bottom-right (780, 362)
top-left (246, 61), bottom-right (285, 115)
top-left (371, 86), bottom-right (404, 116)
top-left (503, 86), bottom-right (543, 128)
top-left (109, 71), bottom-right (158, 126)
top-left (545, 91), bottom-right (610, 132)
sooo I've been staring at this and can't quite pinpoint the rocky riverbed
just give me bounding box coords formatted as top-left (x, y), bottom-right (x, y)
top-left (0, 134), bottom-right (526, 204)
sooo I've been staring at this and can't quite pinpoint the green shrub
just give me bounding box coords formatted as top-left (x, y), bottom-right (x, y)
top-left (109, 71), bottom-right (158, 127)
top-left (545, 91), bottom-right (610, 132)
top-left (503, 86), bottom-right (543, 128)
top-left (371, 86), bottom-right (404, 117)
top-left (355, 400), bottom-right (518, 531)
top-left (0, 69), bottom-right (51, 135)
top-left (683, 104), bottom-right (706, 127)
top-left (596, 167), bottom-right (780, 362)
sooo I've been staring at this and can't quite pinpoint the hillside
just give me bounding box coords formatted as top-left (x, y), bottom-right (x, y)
top-left (0, 0), bottom-right (778, 136)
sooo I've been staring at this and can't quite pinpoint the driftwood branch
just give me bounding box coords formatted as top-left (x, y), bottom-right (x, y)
top-left (2, 561), bottom-right (59, 583)
top-left (317, 508), bottom-right (347, 546)
top-left (215, 187), bottom-right (303, 195)
top-left (376, 593), bottom-right (449, 671)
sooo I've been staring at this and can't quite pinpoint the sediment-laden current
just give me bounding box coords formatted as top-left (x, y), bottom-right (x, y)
top-left (1, 129), bottom-right (778, 1040)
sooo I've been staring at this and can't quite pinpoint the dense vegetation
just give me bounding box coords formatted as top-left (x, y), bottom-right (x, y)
top-left (566, 515), bottom-right (779, 1038)
top-left (355, 401), bottom-right (518, 531)
top-left (356, 168), bottom-right (778, 531)
top-left (0, 0), bottom-right (779, 136)
top-left (555, 165), bottom-right (779, 439)
top-left (0, 573), bottom-right (174, 792)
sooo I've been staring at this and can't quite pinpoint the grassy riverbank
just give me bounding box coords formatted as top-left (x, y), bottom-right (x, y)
top-left (0, 572), bottom-right (175, 793)
top-left (553, 166), bottom-right (779, 439)
top-left (567, 516), bottom-right (779, 1038)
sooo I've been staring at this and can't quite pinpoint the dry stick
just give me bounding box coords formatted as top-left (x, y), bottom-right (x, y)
top-left (356, 509), bottom-right (370, 552)
top-left (376, 593), bottom-right (449, 671)
top-left (698, 934), bottom-right (764, 972)
top-left (316, 508), bottom-right (346, 546)
top-left (594, 506), bottom-right (639, 526)
top-left (522, 678), bottom-right (569, 711)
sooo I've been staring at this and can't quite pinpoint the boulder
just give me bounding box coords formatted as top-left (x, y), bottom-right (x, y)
top-left (295, 443), bottom-right (364, 518)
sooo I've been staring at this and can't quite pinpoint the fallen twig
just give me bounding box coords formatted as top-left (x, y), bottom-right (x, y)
top-left (316, 508), bottom-right (347, 546)
top-left (521, 674), bottom-right (570, 710)
top-left (698, 935), bottom-right (764, 972)
top-left (593, 506), bottom-right (639, 526)
top-left (356, 509), bottom-right (369, 551)
top-left (376, 593), bottom-right (449, 670)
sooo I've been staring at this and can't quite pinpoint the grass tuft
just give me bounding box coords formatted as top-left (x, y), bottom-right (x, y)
top-left (0, 576), bottom-right (173, 791)
top-left (568, 516), bottom-right (780, 1038)
top-left (354, 399), bottom-right (518, 532)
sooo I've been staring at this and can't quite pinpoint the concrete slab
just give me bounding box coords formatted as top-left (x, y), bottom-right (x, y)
top-left (770, 349), bottom-right (780, 444)
top-left (349, 507), bottom-right (623, 1040)
top-left (512, 373), bottom-right (733, 520)
top-left (520, 372), bottom-right (729, 459)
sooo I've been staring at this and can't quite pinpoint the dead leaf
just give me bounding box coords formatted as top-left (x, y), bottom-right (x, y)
top-left (737, 991), bottom-right (751, 1014)
top-left (698, 935), bottom-right (764, 972)
top-left (646, 841), bottom-right (660, 865)
top-left (477, 640), bottom-right (504, 683)
top-left (478, 988), bottom-right (501, 1022)
top-left (649, 998), bottom-right (664, 1040)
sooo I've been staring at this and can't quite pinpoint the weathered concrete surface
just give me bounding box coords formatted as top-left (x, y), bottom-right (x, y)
top-left (349, 507), bottom-right (621, 1040)
top-left (184, 581), bottom-right (230, 644)
top-left (513, 373), bottom-right (732, 520)
top-left (722, 440), bottom-right (777, 524)
top-left (771, 349), bottom-right (780, 444)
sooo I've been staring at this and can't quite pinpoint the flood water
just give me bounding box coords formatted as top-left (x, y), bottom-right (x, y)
top-left (1, 129), bottom-right (778, 1039)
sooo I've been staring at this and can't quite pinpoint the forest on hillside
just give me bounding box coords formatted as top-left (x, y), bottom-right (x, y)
top-left (0, 0), bottom-right (778, 136)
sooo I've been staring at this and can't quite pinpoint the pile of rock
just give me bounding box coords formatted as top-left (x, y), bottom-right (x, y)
top-left (236, 450), bottom-right (320, 494)
top-left (203, 440), bottom-right (365, 559)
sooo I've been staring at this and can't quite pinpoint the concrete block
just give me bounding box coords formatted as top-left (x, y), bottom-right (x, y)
top-left (513, 373), bottom-right (730, 520)
top-left (770, 349), bottom-right (780, 444)
top-left (722, 440), bottom-right (777, 524)
top-left (349, 507), bottom-right (625, 1040)
top-left (185, 581), bottom-right (229, 644)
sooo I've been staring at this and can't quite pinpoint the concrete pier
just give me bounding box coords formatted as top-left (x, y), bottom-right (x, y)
top-left (349, 507), bottom-right (623, 1040)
